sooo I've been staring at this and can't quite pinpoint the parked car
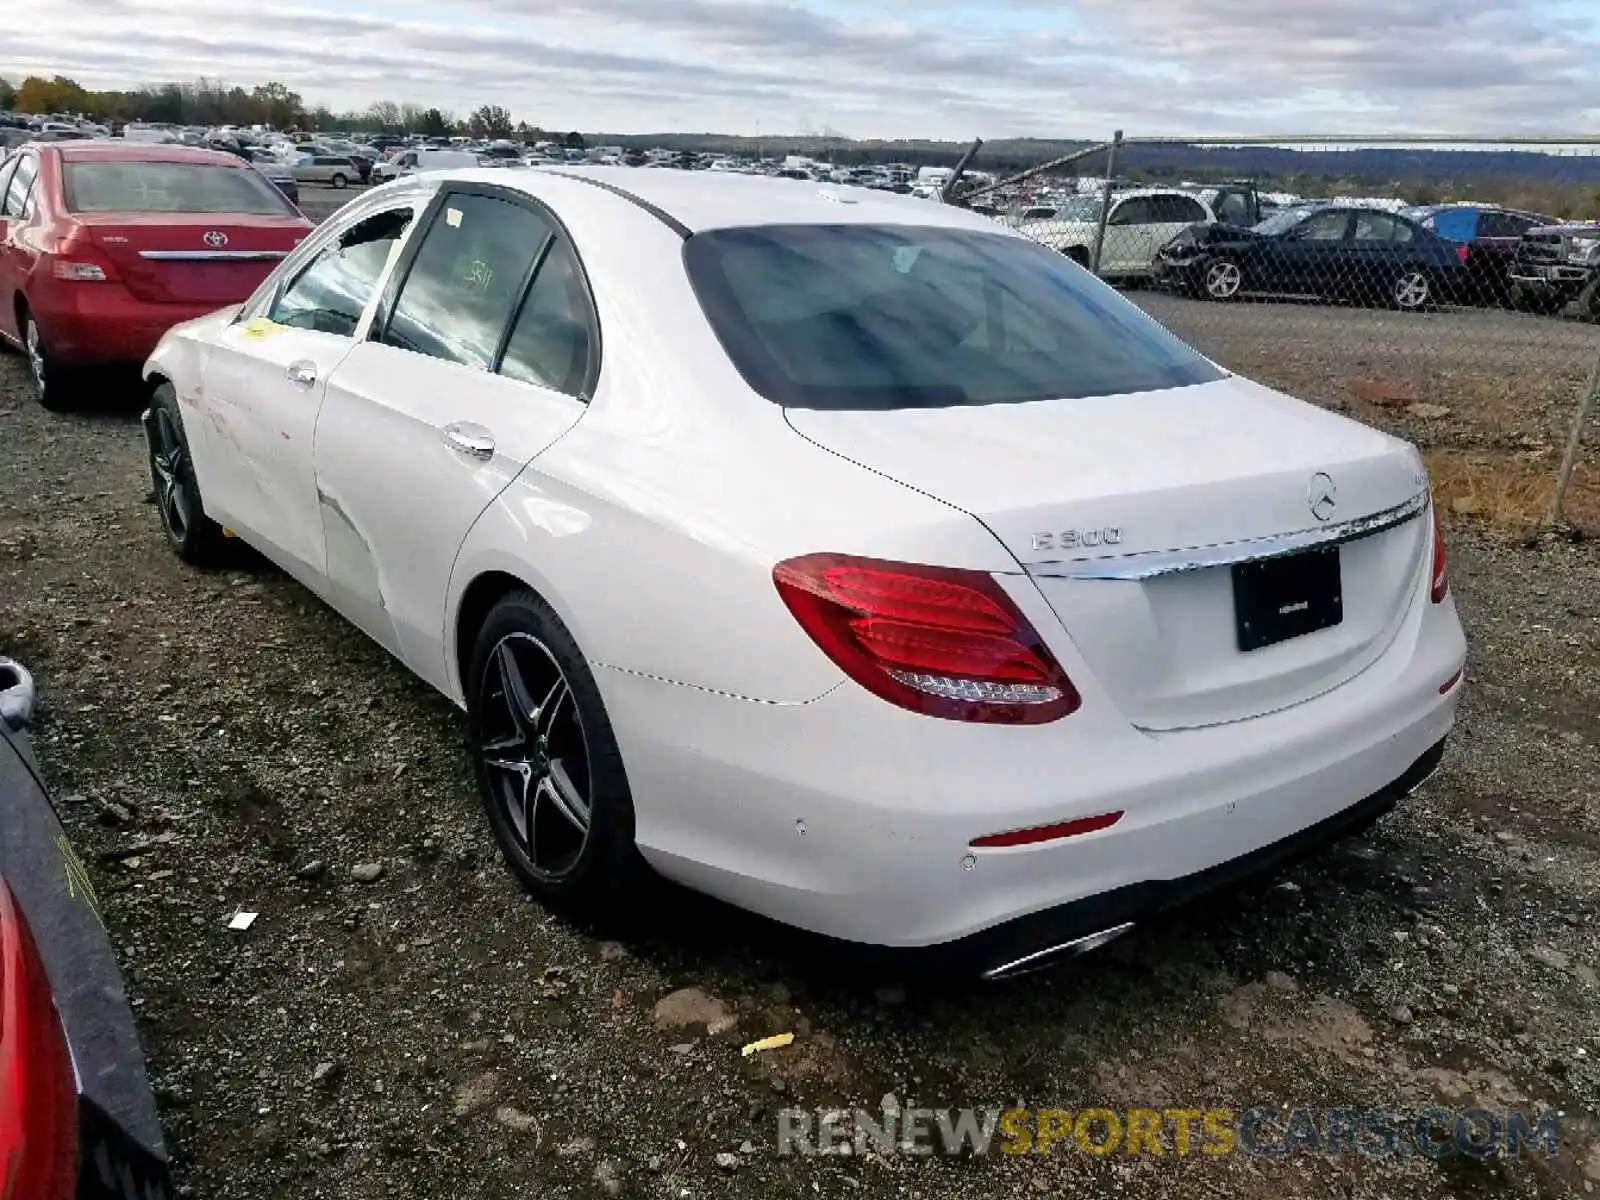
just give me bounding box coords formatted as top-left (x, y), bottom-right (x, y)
top-left (1016, 188), bottom-right (1216, 279)
top-left (0, 141), bottom-right (314, 409)
top-left (249, 158), bottom-right (300, 207)
top-left (292, 155), bottom-right (362, 189)
top-left (1155, 204), bottom-right (1465, 309)
top-left (1508, 222), bottom-right (1600, 317)
top-left (370, 148), bottom-right (481, 183)
top-left (0, 657), bottom-right (173, 1198)
top-left (1401, 203), bottom-right (1558, 306)
top-left (141, 168), bottom-right (1464, 976)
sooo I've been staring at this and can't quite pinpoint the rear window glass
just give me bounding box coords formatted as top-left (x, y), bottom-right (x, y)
top-left (683, 224), bottom-right (1222, 410)
top-left (1427, 208), bottom-right (1478, 243)
top-left (63, 162), bottom-right (293, 215)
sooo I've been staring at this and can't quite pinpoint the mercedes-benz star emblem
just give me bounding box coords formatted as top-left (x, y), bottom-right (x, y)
top-left (203, 230), bottom-right (229, 248)
top-left (1308, 472), bottom-right (1337, 522)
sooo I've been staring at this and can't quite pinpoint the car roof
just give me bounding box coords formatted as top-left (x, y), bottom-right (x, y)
top-left (439, 165), bottom-right (1007, 235)
top-left (48, 141), bottom-right (247, 167)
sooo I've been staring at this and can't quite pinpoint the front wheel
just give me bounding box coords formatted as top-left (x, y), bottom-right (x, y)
top-left (1393, 270), bottom-right (1432, 310)
top-left (467, 591), bottom-right (645, 912)
top-left (1203, 258), bottom-right (1244, 300)
top-left (144, 383), bottom-right (225, 564)
top-left (330, 173), bottom-right (348, 190)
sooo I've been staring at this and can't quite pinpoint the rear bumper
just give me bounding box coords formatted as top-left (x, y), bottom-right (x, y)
top-left (602, 568), bottom-right (1466, 963)
top-left (31, 288), bottom-right (222, 366)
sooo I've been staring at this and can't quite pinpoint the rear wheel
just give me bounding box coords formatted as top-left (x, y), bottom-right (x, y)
top-left (330, 172), bottom-right (348, 190)
top-left (145, 383), bottom-right (225, 564)
top-left (467, 591), bottom-right (645, 912)
top-left (1392, 270), bottom-right (1432, 310)
top-left (1203, 258), bottom-right (1244, 300)
top-left (21, 308), bottom-right (73, 412)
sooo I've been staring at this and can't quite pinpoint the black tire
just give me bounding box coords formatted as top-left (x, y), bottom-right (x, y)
top-left (20, 306), bottom-right (74, 412)
top-left (144, 383), bottom-right (226, 564)
top-left (467, 590), bottom-right (644, 913)
top-left (1063, 246), bottom-right (1090, 268)
top-left (1576, 276), bottom-right (1600, 323)
top-left (330, 173), bottom-right (348, 190)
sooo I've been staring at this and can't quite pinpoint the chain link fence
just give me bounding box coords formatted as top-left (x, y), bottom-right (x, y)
top-left (955, 135), bottom-right (1600, 531)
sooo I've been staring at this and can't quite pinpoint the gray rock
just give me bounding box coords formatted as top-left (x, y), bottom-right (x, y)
top-left (493, 1106), bottom-right (540, 1136)
top-left (593, 1160), bottom-right (623, 1196)
top-left (653, 987), bottom-right (735, 1034)
top-left (295, 860), bottom-right (327, 880)
top-left (310, 1060), bottom-right (339, 1085)
top-left (350, 862), bottom-right (384, 883)
top-left (558, 1135), bottom-right (597, 1158)
top-left (1390, 1005), bottom-right (1414, 1025)
top-left (714, 1152), bottom-right (741, 1170)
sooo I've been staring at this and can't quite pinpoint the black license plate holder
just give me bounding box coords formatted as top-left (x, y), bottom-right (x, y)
top-left (1233, 547), bottom-right (1343, 652)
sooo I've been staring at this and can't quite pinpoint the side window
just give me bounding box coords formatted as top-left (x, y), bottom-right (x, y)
top-left (1, 155), bottom-right (37, 218)
top-left (381, 192), bottom-right (554, 371)
top-left (1353, 212), bottom-right (1403, 243)
top-left (499, 239), bottom-right (595, 396)
top-left (1296, 210), bottom-right (1350, 241)
top-left (1109, 197), bottom-right (1155, 226)
top-left (1212, 191), bottom-right (1251, 225)
top-left (269, 207), bottom-right (414, 335)
top-left (1154, 195), bottom-right (1209, 223)
top-left (1480, 211), bottom-right (1534, 239)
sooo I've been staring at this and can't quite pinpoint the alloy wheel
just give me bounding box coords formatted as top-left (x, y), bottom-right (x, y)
top-left (478, 633), bottom-right (593, 880)
top-left (23, 318), bottom-right (46, 397)
top-left (1394, 271), bottom-right (1431, 309)
top-left (1205, 261), bottom-right (1242, 299)
top-left (148, 408), bottom-right (192, 541)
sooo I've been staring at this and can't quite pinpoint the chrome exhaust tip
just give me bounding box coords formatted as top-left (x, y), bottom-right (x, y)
top-left (982, 921), bottom-right (1135, 981)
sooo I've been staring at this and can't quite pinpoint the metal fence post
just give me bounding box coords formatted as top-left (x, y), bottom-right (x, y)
top-left (1547, 348), bottom-right (1600, 529)
top-left (1088, 130), bottom-right (1122, 276)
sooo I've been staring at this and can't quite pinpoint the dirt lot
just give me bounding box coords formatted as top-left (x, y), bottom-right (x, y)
top-left (2, 225), bottom-right (1600, 1198)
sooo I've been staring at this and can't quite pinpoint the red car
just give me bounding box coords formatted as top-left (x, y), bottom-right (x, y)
top-left (0, 141), bottom-right (314, 409)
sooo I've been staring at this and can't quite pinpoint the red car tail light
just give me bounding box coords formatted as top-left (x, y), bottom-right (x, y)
top-left (773, 552), bottom-right (1081, 724)
top-left (1430, 504), bottom-right (1449, 603)
top-left (1455, 244), bottom-right (1471, 264)
top-left (0, 879), bottom-right (77, 1200)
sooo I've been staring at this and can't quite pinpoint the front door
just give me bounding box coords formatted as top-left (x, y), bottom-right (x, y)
top-left (313, 185), bottom-right (595, 688)
top-left (196, 203), bottom-right (417, 579)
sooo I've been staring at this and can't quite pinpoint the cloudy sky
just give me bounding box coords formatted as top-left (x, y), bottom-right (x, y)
top-left (5, 0), bottom-right (1599, 139)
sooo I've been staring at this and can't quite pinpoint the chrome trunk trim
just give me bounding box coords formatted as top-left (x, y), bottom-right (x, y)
top-left (1025, 491), bottom-right (1429, 581)
top-left (137, 250), bottom-right (289, 261)
top-left (982, 922), bottom-right (1136, 980)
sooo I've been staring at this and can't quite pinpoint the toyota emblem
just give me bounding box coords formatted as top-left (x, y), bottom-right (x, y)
top-left (1308, 472), bottom-right (1337, 522)
top-left (203, 230), bottom-right (229, 248)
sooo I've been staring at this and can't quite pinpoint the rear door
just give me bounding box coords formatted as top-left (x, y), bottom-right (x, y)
top-left (196, 199), bottom-right (420, 578)
top-left (1271, 207), bottom-right (1352, 294)
top-left (312, 185), bottom-right (594, 686)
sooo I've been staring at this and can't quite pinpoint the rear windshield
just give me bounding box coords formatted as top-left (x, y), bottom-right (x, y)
top-left (683, 224), bottom-right (1222, 410)
top-left (63, 161), bottom-right (293, 215)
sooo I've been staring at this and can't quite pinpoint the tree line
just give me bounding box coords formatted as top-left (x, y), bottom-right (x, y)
top-left (0, 73), bottom-right (584, 144)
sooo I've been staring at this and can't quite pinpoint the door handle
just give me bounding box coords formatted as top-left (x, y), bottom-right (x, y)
top-left (286, 360), bottom-right (317, 388)
top-left (442, 422), bottom-right (495, 460)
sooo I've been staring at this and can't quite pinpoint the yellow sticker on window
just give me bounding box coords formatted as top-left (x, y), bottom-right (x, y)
top-left (446, 207), bottom-right (462, 228)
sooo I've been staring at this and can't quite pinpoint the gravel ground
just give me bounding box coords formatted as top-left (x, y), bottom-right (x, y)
top-left (2, 201), bottom-right (1599, 1198)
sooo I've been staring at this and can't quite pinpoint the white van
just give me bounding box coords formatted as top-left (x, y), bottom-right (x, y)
top-left (372, 148), bottom-right (481, 183)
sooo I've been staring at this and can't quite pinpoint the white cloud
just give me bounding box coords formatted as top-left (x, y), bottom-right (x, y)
top-left (3, 0), bottom-right (1597, 137)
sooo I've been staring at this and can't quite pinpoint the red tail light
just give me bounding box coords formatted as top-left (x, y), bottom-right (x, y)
top-left (1455, 244), bottom-right (1471, 264)
top-left (0, 880), bottom-right (77, 1200)
top-left (773, 553), bottom-right (1080, 723)
top-left (1430, 503), bottom-right (1449, 603)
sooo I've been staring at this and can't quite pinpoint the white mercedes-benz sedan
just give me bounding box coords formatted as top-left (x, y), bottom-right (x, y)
top-left (141, 167), bottom-right (1466, 976)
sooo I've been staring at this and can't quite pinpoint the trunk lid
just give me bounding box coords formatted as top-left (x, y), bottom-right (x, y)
top-left (786, 376), bottom-right (1431, 730)
top-left (80, 213), bottom-right (309, 305)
